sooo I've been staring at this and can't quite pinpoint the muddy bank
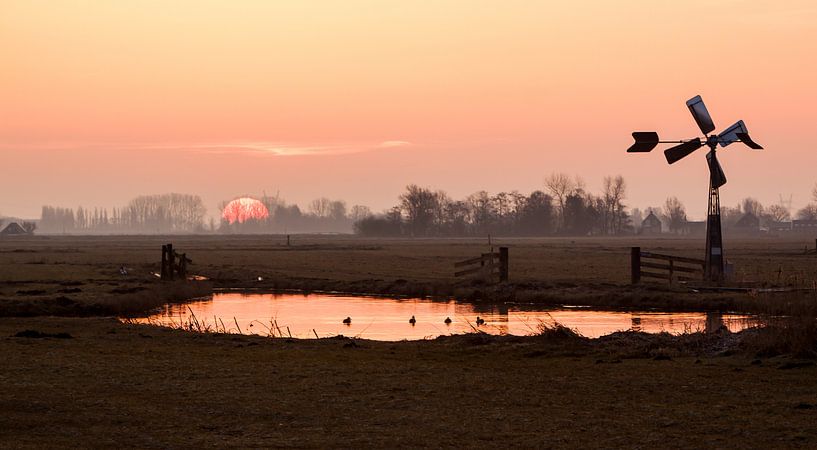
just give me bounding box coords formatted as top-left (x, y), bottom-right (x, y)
top-left (0, 280), bottom-right (212, 317)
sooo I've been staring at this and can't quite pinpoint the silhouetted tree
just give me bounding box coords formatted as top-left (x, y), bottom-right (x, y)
top-left (663, 197), bottom-right (687, 234)
top-left (766, 204), bottom-right (790, 223)
top-left (517, 191), bottom-right (554, 235)
top-left (350, 205), bottom-right (372, 222)
top-left (602, 175), bottom-right (627, 235)
top-left (562, 192), bottom-right (593, 235)
top-left (741, 198), bottom-right (763, 217)
top-left (400, 185), bottom-right (438, 236)
top-left (545, 172), bottom-right (575, 231)
top-left (21, 221), bottom-right (36, 234)
top-left (797, 204), bottom-right (817, 220)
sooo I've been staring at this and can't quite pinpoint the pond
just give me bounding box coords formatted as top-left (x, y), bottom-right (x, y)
top-left (133, 292), bottom-right (755, 341)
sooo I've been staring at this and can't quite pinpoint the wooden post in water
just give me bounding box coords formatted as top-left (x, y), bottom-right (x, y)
top-left (499, 247), bottom-right (509, 283)
top-left (287, 234), bottom-right (291, 247)
top-left (631, 247), bottom-right (641, 284)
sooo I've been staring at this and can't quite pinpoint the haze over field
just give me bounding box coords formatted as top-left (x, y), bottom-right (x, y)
top-left (2, 1), bottom-right (816, 219)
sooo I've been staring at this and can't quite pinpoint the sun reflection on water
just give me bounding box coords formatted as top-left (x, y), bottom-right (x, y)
top-left (132, 293), bottom-right (754, 341)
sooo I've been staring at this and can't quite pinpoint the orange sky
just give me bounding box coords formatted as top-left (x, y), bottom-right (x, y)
top-left (1, 1), bottom-right (816, 219)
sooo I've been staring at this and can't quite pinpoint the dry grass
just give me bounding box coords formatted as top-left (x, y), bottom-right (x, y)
top-left (4, 236), bottom-right (817, 446)
top-left (3, 234), bottom-right (817, 316)
top-left (2, 316), bottom-right (817, 448)
top-left (738, 291), bottom-right (817, 358)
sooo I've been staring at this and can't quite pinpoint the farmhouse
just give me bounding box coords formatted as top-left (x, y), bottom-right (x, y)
top-left (0, 222), bottom-right (29, 236)
top-left (685, 221), bottom-right (707, 236)
top-left (640, 211), bottom-right (662, 235)
top-left (732, 212), bottom-right (760, 234)
top-left (767, 221), bottom-right (792, 233)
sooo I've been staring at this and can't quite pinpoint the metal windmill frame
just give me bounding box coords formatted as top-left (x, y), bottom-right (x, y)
top-left (627, 95), bottom-right (763, 282)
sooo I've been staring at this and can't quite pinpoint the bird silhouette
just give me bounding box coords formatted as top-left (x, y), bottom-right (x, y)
top-left (476, 316), bottom-right (485, 326)
top-left (409, 315), bottom-right (416, 325)
top-left (444, 317), bottom-right (452, 325)
top-left (342, 317), bottom-right (351, 325)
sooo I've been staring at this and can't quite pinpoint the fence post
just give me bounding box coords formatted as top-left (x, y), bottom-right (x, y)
top-left (179, 253), bottom-right (187, 279)
top-left (631, 247), bottom-right (641, 284)
top-left (499, 247), bottom-right (509, 283)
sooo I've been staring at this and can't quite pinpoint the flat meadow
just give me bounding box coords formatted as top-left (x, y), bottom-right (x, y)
top-left (1, 233), bottom-right (816, 315)
top-left (2, 234), bottom-right (817, 447)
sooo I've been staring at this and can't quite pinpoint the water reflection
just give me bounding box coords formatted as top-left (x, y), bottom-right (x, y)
top-left (134, 292), bottom-right (753, 341)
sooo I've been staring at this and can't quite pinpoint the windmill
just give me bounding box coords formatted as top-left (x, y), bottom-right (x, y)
top-left (626, 95), bottom-right (763, 281)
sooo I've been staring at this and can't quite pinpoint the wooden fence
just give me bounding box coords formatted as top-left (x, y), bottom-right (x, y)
top-left (454, 247), bottom-right (509, 283)
top-left (631, 247), bottom-right (704, 285)
top-left (161, 243), bottom-right (192, 281)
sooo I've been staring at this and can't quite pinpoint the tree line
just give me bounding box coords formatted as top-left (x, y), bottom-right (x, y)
top-left (40, 194), bottom-right (208, 233)
top-left (38, 193), bottom-right (371, 234)
top-left (354, 174), bottom-right (629, 237)
top-left (219, 193), bottom-right (370, 234)
top-left (31, 181), bottom-right (817, 235)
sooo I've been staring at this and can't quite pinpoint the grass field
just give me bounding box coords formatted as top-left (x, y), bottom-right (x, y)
top-left (2, 234), bottom-right (816, 316)
top-left (2, 234), bottom-right (817, 447)
top-left (1, 317), bottom-right (816, 448)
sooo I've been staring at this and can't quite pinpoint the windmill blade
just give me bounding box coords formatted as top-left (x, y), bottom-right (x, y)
top-left (706, 150), bottom-right (727, 189)
top-left (735, 132), bottom-right (763, 150)
top-left (627, 131), bottom-right (660, 152)
top-left (686, 95), bottom-right (716, 135)
top-left (717, 120), bottom-right (748, 147)
top-left (664, 138), bottom-right (703, 164)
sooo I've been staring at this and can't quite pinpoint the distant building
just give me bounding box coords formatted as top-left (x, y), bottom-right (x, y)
top-left (640, 211), bottom-right (662, 235)
top-left (0, 222), bottom-right (29, 236)
top-left (767, 221), bottom-right (792, 233)
top-left (793, 219), bottom-right (817, 233)
top-left (733, 212), bottom-right (760, 234)
top-left (685, 221), bottom-right (707, 236)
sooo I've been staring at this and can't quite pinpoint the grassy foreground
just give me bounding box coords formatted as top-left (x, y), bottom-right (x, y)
top-left (2, 235), bottom-right (817, 447)
top-left (1, 317), bottom-right (817, 448)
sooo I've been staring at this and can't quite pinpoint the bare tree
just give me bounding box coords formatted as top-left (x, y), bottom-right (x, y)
top-left (309, 198), bottom-right (332, 218)
top-left (466, 191), bottom-right (494, 234)
top-left (21, 221), bottom-right (37, 235)
top-left (602, 175), bottom-right (627, 235)
top-left (329, 200), bottom-right (347, 220)
top-left (740, 197), bottom-right (763, 217)
top-left (400, 185), bottom-right (439, 236)
top-left (630, 208), bottom-right (643, 233)
top-left (350, 205), bottom-right (372, 222)
top-left (663, 197), bottom-right (687, 234)
top-left (545, 173), bottom-right (575, 230)
top-left (766, 204), bottom-right (790, 223)
top-left (797, 204), bottom-right (817, 221)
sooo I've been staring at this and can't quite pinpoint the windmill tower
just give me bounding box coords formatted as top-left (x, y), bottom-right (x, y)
top-left (627, 95), bottom-right (763, 282)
